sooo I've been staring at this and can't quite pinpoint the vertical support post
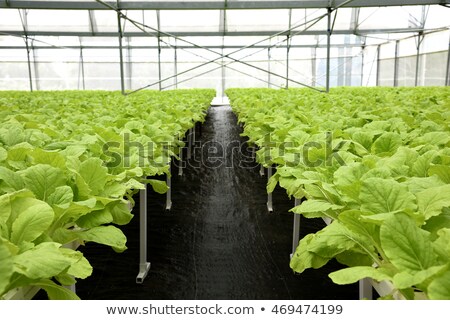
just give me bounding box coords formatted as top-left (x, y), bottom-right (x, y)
top-left (24, 36), bottom-right (33, 92)
top-left (415, 32), bottom-right (423, 87)
top-left (286, 8), bottom-right (292, 89)
top-left (361, 46), bottom-right (365, 86)
top-left (80, 45), bottom-right (86, 90)
top-left (286, 35), bottom-right (290, 89)
top-left (166, 164), bottom-right (172, 210)
top-left (267, 165), bottom-right (273, 212)
top-left (31, 40), bottom-right (39, 91)
top-left (127, 37), bottom-right (132, 90)
top-left (291, 198), bottom-right (301, 259)
top-left (446, 32), bottom-right (450, 86)
top-left (156, 10), bottom-right (162, 91)
top-left (394, 40), bottom-right (399, 87)
top-left (117, 11), bottom-right (125, 95)
top-left (136, 185), bottom-right (151, 283)
top-left (359, 278), bottom-right (373, 300)
top-left (221, 47), bottom-right (225, 98)
top-left (267, 47), bottom-right (271, 88)
top-left (174, 40), bottom-right (178, 89)
top-left (326, 7), bottom-right (332, 92)
top-left (376, 45), bottom-right (381, 87)
top-left (311, 46), bottom-right (317, 87)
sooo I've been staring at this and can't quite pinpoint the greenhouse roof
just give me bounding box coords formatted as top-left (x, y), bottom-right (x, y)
top-left (0, 0), bottom-right (449, 10)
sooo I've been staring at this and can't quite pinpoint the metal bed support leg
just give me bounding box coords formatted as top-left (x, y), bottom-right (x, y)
top-left (291, 198), bottom-right (301, 259)
top-left (178, 144), bottom-right (183, 177)
top-left (187, 128), bottom-right (193, 160)
top-left (136, 186), bottom-right (151, 283)
top-left (267, 165), bottom-right (273, 212)
top-left (166, 164), bottom-right (172, 211)
top-left (359, 278), bottom-right (373, 300)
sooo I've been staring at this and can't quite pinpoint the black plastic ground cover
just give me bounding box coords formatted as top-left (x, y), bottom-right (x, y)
top-left (74, 106), bottom-right (358, 300)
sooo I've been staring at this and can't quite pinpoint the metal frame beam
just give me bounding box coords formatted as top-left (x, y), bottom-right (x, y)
top-left (0, 1), bottom-right (447, 10)
top-left (0, 44), bottom-right (367, 50)
top-left (0, 28), bottom-right (432, 37)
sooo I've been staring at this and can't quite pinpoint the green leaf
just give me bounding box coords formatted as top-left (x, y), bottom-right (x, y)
top-left (0, 167), bottom-right (24, 192)
top-left (59, 248), bottom-right (92, 279)
top-left (79, 158), bottom-right (108, 195)
top-left (0, 146), bottom-right (7, 162)
top-left (22, 164), bottom-right (66, 201)
top-left (427, 271), bottom-right (450, 300)
top-left (35, 279), bottom-right (80, 300)
top-left (13, 242), bottom-right (72, 279)
top-left (329, 266), bottom-right (393, 285)
top-left (110, 202), bottom-right (133, 225)
top-left (10, 199), bottom-right (54, 244)
top-left (428, 165), bottom-right (450, 184)
top-left (76, 225), bottom-right (127, 252)
top-left (360, 178), bottom-right (417, 214)
top-left (432, 228), bottom-right (450, 263)
top-left (372, 132), bottom-right (402, 156)
top-left (406, 176), bottom-right (444, 194)
top-left (0, 239), bottom-right (13, 296)
top-left (47, 186), bottom-right (74, 208)
top-left (290, 234), bottom-right (329, 273)
top-left (75, 207), bottom-right (113, 229)
top-left (417, 185), bottom-right (450, 220)
top-left (30, 148), bottom-right (66, 170)
top-left (148, 179), bottom-right (169, 194)
top-left (266, 173), bottom-right (279, 193)
top-left (305, 222), bottom-right (359, 258)
top-left (291, 199), bottom-right (343, 218)
top-left (412, 151), bottom-right (438, 177)
top-left (380, 213), bottom-right (436, 272)
top-left (393, 265), bottom-right (447, 289)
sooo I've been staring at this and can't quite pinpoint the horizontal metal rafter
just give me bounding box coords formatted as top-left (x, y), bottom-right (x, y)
top-left (1, 28), bottom-right (429, 37)
top-left (0, 44), bottom-right (365, 50)
top-left (0, 0), bottom-right (448, 10)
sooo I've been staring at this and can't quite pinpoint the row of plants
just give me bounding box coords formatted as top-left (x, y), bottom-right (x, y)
top-left (227, 87), bottom-right (450, 299)
top-left (0, 89), bottom-right (215, 299)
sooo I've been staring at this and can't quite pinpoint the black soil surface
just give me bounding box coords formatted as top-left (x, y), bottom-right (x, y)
top-left (74, 106), bottom-right (358, 300)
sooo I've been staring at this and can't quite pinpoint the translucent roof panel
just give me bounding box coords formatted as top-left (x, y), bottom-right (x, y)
top-left (0, 9), bottom-right (23, 31)
top-left (160, 10), bottom-right (220, 32)
top-left (27, 10), bottom-right (90, 32)
top-left (226, 9), bottom-right (289, 32)
top-left (357, 6), bottom-right (424, 30)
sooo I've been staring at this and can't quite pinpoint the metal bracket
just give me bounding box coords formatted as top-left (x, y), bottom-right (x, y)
top-left (136, 186), bottom-right (151, 283)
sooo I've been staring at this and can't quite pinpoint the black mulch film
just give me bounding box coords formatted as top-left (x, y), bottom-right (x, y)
top-left (61, 106), bottom-right (358, 299)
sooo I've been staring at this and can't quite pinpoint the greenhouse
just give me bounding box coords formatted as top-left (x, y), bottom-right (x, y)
top-left (0, 0), bottom-right (450, 303)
